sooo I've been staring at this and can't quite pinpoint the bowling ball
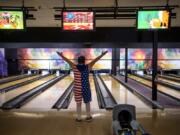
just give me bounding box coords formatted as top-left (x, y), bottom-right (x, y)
top-left (119, 128), bottom-right (134, 135)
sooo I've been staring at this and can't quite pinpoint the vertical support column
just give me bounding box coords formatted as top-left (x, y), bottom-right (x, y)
top-left (111, 48), bottom-right (119, 75)
top-left (114, 0), bottom-right (118, 19)
top-left (111, 48), bottom-right (116, 75)
top-left (119, 49), bottom-right (121, 74)
top-left (125, 48), bottom-right (128, 83)
top-left (116, 48), bottom-right (120, 75)
top-left (152, 31), bottom-right (158, 101)
top-left (63, 0), bottom-right (66, 8)
top-left (5, 49), bottom-right (19, 75)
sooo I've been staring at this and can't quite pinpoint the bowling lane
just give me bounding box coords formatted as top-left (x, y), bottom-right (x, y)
top-left (144, 74), bottom-right (180, 86)
top-left (0, 75), bottom-right (55, 107)
top-left (168, 74), bottom-right (180, 79)
top-left (22, 76), bottom-right (73, 110)
top-left (0, 74), bottom-right (22, 81)
top-left (129, 74), bottom-right (151, 87)
top-left (163, 74), bottom-right (180, 80)
top-left (129, 74), bottom-right (180, 100)
top-left (68, 75), bottom-right (99, 111)
top-left (0, 75), bottom-right (41, 89)
top-left (157, 85), bottom-right (180, 99)
top-left (101, 75), bottom-right (150, 109)
top-left (158, 77), bottom-right (180, 86)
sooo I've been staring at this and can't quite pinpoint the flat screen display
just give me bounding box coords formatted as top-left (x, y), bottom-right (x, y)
top-left (137, 10), bottom-right (170, 30)
top-left (62, 11), bottom-right (94, 30)
top-left (0, 10), bottom-right (24, 30)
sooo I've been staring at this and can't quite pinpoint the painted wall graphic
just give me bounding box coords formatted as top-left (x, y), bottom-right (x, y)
top-left (119, 49), bottom-right (152, 69)
top-left (119, 48), bottom-right (180, 70)
top-left (18, 48), bottom-right (112, 70)
top-left (120, 48), bottom-right (152, 60)
top-left (120, 60), bottom-right (125, 69)
top-left (0, 48), bottom-right (7, 76)
top-left (120, 60), bottom-right (152, 70)
top-left (0, 11), bottom-right (24, 29)
top-left (128, 60), bottom-right (152, 70)
top-left (120, 48), bottom-right (125, 59)
top-left (128, 49), bottom-right (152, 60)
top-left (158, 48), bottom-right (180, 59)
top-left (158, 49), bottom-right (180, 69)
top-left (0, 48), bottom-right (4, 61)
top-left (158, 60), bottom-right (180, 70)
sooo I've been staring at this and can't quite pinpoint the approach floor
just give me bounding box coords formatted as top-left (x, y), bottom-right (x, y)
top-left (0, 109), bottom-right (180, 135)
top-left (0, 74), bottom-right (180, 135)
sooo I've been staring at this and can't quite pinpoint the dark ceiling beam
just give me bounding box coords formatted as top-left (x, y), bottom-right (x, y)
top-left (54, 4), bottom-right (178, 20)
top-left (53, 5), bottom-right (179, 10)
top-left (54, 12), bottom-right (177, 20)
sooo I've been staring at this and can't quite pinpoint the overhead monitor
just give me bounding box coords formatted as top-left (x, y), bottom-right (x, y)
top-left (137, 10), bottom-right (170, 30)
top-left (62, 11), bottom-right (95, 31)
top-left (0, 10), bottom-right (25, 30)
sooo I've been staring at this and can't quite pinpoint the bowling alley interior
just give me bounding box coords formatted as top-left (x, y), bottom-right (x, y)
top-left (0, 0), bottom-right (180, 135)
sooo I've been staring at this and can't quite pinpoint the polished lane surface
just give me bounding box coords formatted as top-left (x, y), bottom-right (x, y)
top-left (0, 75), bottom-right (41, 89)
top-left (129, 74), bottom-right (152, 87)
top-left (101, 75), bottom-right (150, 110)
top-left (168, 74), bottom-right (180, 79)
top-left (129, 74), bottom-right (180, 99)
top-left (0, 74), bottom-right (22, 81)
top-left (0, 75), bottom-right (56, 107)
top-left (145, 74), bottom-right (180, 86)
top-left (22, 76), bottom-right (73, 110)
top-left (162, 74), bottom-right (180, 80)
top-left (158, 77), bottom-right (180, 86)
top-left (68, 75), bottom-right (100, 111)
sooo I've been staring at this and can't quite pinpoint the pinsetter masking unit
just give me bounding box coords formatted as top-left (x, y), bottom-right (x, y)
top-left (112, 104), bottom-right (150, 135)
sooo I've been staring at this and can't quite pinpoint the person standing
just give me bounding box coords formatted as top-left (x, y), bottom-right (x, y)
top-left (57, 51), bottom-right (108, 122)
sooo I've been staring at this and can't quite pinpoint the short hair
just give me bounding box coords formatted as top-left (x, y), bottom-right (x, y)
top-left (78, 56), bottom-right (85, 64)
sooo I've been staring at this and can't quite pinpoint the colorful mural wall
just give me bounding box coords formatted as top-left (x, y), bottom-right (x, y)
top-left (18, 48), bottom-right (112, 70)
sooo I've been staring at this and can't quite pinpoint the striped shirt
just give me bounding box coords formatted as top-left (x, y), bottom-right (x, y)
top-left (72, 64), bottom-right (92, 103)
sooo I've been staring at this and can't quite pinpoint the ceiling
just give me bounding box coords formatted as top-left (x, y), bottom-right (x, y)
top-left (0, 0), bottom-right (180, 27)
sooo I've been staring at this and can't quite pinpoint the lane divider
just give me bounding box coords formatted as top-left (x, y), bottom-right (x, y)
top-left (95, 74), bottom-right (117, 109)
top-left (133, 74), bottom-right (180, 91)
top-left (0, 74), bottom-right (50, 93)
top-left (111, 75), bottom-right (164, 110)
top-left (130, 74), bottom-right (180, 102)
top-left (93, 75), bottom-right (106, 109)
top-left (52, 82), bottom-right (74, 110)
top-left (2, 74), bottom-right (67, 110)
top-left (158, 75), bottom-right (180, 83)
top-left (0, 74), bottom-right (36, 85)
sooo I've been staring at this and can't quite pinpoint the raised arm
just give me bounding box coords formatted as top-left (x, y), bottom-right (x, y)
top-left (56, 52), bottom-right (75, 67)
top-left (88, 51), bottom-right (108, 69)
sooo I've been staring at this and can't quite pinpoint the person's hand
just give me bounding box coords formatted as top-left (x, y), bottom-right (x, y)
top-left (57, 51), bottom-right (63, 56)
top-left (102, 51), bottom-right (108, 55)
